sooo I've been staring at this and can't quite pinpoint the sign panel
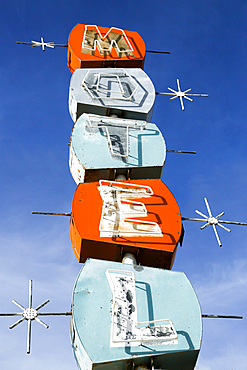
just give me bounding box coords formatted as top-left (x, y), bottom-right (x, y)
top-left (69, 68), bottom-right (155, 122)
top-left (69, 114), bottom-right (166, 184)
top-left (70, 179), bottom-right (182, 269)
top-left (71, 259), bottom-right (202, 370)
top-left (67, 24), bottom-right (146, 72)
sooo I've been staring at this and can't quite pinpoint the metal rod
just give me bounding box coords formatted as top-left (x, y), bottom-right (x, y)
top-left (38, 312), bottom-right (72, 316)
top-left (35, 299), bottom-right (50, 311)
top-left (216, 211), bottom-right (225, 219)
top-left (35, 317), bottom-right (49, 328)
top-left (202, 314), bottom-right (243, 319)
top-left (182, 217), bottom-right (207, 222)
top-left (29, 280), bottom-right (32, 309)
top-left (185, 93), bottom-right (209, 97)
top-left (0, 313), bottom-right (23, 316)
top-left (200, 222), bottom-right (210, 230)
top-left (32, 212), bottom-right (71, 216)
top-left (27, 319), bottom-right (31, 354)
top-left (16, 42), bottom-right (33, 45)
top-left (218, 223), bottom-right (231, 233)
top-left (48, 44), bottom-right (68, 47)
top-left (12, 300), bottom-right (25, 310)
top-left (213, 224), bottom-right (222, 247)
top-left (195, 210), bottom-right (208, 218)
top-left (218, 220), bottom-right (247, 226)
top-left (167, 150), bottom-right (196, 154)
top-left (155, 92), bottom-right (174, 95)
top-left (180, 96), bottom-right (185, 110)
top-left (146, 50), bottom-right (170, 54)
top-left (9, 317), bottom-right (25, 329)
top-left (204, 197), bottom-right (212, 217)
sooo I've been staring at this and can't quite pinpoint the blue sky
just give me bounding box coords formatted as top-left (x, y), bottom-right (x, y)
top-left (0, 0), bottom-right (247, 369)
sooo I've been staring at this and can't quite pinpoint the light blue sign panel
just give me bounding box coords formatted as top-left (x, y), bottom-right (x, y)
top-left (71, 259), bottom-right (202, 370)
top-left (69, 68), bottom-right (156, 122)
top-left (69, 114), bottom-right (166, 183)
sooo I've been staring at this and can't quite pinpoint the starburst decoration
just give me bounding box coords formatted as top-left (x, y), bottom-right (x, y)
top-left (16, 38), bottom-right (67, 51)
top-left (31, 37), bottom-right (56, 51)
top-left (0, 280), bottom-right (71, 354)
top-left (156, 79), bottom-right (208, 110)
top-left (182, 198), bottom-right (247, 246)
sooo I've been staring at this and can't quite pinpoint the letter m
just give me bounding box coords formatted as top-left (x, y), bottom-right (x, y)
top-left (81, 25), bottom-right (134, 57)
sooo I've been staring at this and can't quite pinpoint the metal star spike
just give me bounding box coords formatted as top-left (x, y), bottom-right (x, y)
top-left (156, 79), bottom-right (208, 110)
top-left (16, 38), bottom-right (68, 51)
top-left (0, 280), bottom-right (71, 354)
top-left (31, 37), bottom-right (55, 51)
top-left (182, 197), bottom-right (247, 246)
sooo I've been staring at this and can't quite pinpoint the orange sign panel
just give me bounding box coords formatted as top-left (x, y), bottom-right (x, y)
top-left (70, 179), bottom-right (183, 269)
top-left (67, 24), bottom-right (146, 73)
